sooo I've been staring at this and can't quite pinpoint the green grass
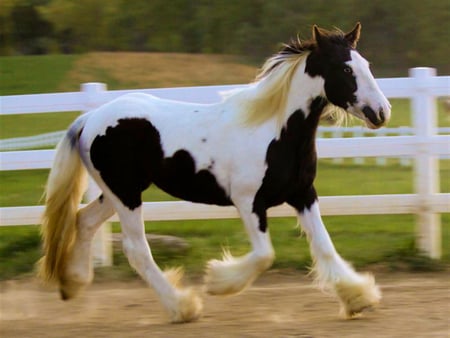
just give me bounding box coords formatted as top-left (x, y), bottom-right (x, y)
top-left (2, 214), bottom-right (447, 280)
top-left (0, 54), bottom-right (79, 95)
top-left (0, 226), bottom-right (42, 279)
top-left (0, 169), bottom-right (48, 207)
top-left (0, 54), bottom-right (449, 280)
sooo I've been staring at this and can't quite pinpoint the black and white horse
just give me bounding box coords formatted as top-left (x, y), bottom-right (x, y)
top-left (39, 23), bottom-right (391, 323)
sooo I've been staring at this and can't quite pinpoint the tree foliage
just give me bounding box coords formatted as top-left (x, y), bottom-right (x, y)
top-left (1, 0), bottom-right (449, 74)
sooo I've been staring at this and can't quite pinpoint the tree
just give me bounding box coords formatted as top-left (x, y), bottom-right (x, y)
top-left (0, 0), bottom-right (54, 54)
top-left (39, 0), bottom-right (117, 52)
top-left (11, 2), bottom-right (53, 54)
top-left (1, 0), bottom-right (448, 74)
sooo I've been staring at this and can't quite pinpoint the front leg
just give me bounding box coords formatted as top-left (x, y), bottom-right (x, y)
top-left (204, 199), bottom-right (275, 295)
top-left (288, 188), bottom-right (381, 318)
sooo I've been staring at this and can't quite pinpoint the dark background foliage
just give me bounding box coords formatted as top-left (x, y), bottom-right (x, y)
top-left (1, 0), bottom-right (449, 75)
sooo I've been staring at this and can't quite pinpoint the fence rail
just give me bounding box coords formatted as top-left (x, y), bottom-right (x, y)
top-left (2, 194), bottom-right (449, 227)
top-left (0, 67), bottom-right (449, 263)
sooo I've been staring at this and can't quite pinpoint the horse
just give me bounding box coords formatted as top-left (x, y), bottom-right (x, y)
top-left (38, 23), bottom-right (391, 323)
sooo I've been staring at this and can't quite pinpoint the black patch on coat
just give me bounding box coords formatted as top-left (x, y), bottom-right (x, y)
top-left (305, 39), bottom-right (357, 109)
top-left (252, 97), bottom-right (327, 232)
top-left (90, 118), bottom-right (231, 210)
top-left (90, 119), bottom-right (161, 210)
top-left (155, 150), bottom-right (231, 205)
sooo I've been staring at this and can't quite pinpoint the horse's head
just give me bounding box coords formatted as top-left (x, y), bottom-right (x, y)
top-left (306, 23), bottom-right (391, 129)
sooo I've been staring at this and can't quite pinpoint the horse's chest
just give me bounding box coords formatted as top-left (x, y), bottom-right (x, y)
top-left (264, 141), bottom-right (316, 194)
top-left (254, 111), bottom-right (318, 208)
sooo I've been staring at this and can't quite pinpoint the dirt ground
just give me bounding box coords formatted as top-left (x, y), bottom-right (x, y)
top-left (1, 271), bottom-right (449, 338)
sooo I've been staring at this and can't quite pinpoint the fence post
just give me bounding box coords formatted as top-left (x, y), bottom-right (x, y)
top-left (410, 68), bottom-right (441, 259)
top-left (81, 83), bottom-right (113, 267)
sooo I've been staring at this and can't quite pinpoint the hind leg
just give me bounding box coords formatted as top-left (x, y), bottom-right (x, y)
top-left (115, 203), bottom-right (202, 323)
top-left (60, 195), bottom-right (115, 300)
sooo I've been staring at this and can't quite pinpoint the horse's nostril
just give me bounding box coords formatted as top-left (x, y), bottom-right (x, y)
top-left (362, 106), bottom-right (386, 127)
top-left (379, 109), bottom-right (385, 122)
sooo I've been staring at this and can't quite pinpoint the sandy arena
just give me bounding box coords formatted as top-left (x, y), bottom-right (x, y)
top-left (1, 271), bottom-right (449, 338)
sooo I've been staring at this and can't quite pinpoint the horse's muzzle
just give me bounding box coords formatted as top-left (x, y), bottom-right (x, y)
top-left (362, 106), bottom-right (387, 129)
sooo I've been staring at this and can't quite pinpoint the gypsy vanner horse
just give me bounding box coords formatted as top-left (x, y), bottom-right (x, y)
top-left (39, 23), bottom-right (391, 323)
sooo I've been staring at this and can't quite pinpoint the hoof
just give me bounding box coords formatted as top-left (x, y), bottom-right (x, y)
top-left (204, 250), bottom-right (273, 296)
top-left (204, 254), bottom-right (249, 296)
top-left (335, 273), bottom-right (381, 318)
top-left (164, 268), bottom-right (203, 323)
top-left (60, 288), bottom-right (70, 301)
top-left (170, 288), bottom-right (203, 323)
top-left (59, 278), bottom-right (87, 301)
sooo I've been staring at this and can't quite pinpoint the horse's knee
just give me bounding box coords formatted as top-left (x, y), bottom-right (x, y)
top-left (122, 237), bottom-right (132, 256)
top-left (122, 236), bottom-right (150, 269)
top-left (122, 238), bottom-right (136, 262)
top-left (76, 198), bottom-right (114, 239)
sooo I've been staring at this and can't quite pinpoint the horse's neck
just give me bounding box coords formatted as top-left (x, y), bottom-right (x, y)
top-left (284, 97), bottom-right (326, 147)
top-left (221, 61), bottom-right (326, 138)
top-left (270, 64), bottom-right (326, 152)
top-left (283, 63), bottom-right (326, 126)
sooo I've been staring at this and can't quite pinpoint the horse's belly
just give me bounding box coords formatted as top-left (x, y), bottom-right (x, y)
top-left (152, 149), bottom-right (233, 206)
top-left (155, 180), bottom-right (233, 206)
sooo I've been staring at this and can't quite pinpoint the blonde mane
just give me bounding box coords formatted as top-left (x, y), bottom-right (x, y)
top-left (222, 30), bottom-right (351, 130)
top-left (241, 51), bottom-right (307, 127)
top-left (221, 39), bottom-right (312, 131)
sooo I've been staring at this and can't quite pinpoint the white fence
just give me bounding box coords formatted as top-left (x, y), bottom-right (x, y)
top-left (0, 67), bottom-right (449, 263)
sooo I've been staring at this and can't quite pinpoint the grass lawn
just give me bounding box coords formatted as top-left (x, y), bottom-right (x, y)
top-left (0, 54), bottom-right (80, 95)
top-left (0, 53), bottom-right (448, 279)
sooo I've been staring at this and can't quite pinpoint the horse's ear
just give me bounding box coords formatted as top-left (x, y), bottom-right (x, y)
top-left (345, 22), bottom-right (361, 48)
top-left (313, 25), bottom-right (328, 50)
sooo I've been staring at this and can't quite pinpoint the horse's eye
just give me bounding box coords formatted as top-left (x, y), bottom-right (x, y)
top-left (343, 66), bottom-right (353, 73)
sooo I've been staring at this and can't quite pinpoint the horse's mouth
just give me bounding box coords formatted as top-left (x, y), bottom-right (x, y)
top-left (348, 106), bottom-right (386, 129)
top-left (362, 106), bottom-right (387, 129)
top-left (364, 117), bottom-right (383, 130)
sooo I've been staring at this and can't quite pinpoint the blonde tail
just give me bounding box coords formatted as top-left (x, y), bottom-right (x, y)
top-left (38, 122), bottom-right (88, 285)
